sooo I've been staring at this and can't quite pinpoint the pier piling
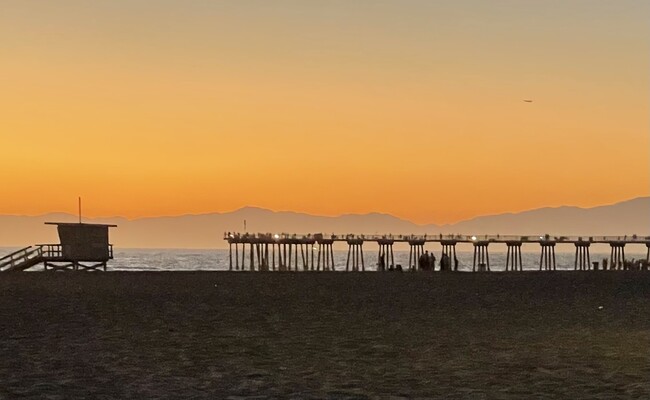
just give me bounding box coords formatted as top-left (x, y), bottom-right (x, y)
top-left (408, 240), bottom-right (425, 271)
top-left (317, 239), bottom-right (335, 271)
top-left (377, 239), bottom-right (395, 271)
top-left (574, 242), bottom-right (591, 271)
top-left (440, 240), bottom-right (458, 271)
top-left (472, 242), bottom-right (490, 272)
top-left (346, 239), bottom-right (365, 271)
top-left (610, 242), bottom-right (626, 270)
top-left (505, 241), bottom-right (523, 271)
top-left (539, 241), bottom-right (556, 271)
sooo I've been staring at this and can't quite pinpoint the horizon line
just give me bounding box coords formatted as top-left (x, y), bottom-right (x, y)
top-left (1, 195), bottom-right (646, 226)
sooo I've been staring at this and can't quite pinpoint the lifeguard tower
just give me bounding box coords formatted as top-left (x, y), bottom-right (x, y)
top-left (0, 222), bottom-right (116, 272)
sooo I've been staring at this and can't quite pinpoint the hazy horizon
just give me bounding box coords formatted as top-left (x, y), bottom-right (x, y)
top-left (1, 195), bottom-right (648, 226)
top-left (2, 196), bottom-right (648, 249)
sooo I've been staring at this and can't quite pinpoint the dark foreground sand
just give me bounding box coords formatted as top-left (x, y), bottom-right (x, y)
top-left (1, 272), bottom-right (649, 399)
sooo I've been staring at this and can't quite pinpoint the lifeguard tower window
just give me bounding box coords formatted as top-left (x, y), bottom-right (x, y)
top-left (46, 222), bottom-right (116, 262)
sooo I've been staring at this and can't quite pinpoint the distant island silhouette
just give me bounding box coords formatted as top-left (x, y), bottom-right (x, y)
top-left (1, 197), bottom-right (648, 249)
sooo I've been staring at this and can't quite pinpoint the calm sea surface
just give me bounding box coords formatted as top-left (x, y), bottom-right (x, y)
top-left (0, 248), bottom-right (645, 271)
top-left (3, 248), bottom-right (644, 272)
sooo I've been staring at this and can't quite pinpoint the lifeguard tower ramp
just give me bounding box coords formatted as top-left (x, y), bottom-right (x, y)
top-left (0, 222), bottom-right (116, 272)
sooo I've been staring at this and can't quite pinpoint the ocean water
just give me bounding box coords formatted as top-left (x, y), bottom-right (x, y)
top-left (103, 248), bottom-right (648, 272)
top-left (2, 247), bottom-right (646, 272)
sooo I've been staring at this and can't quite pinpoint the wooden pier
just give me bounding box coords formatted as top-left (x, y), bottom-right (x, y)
top-left (225, 233), bottom-right (650, 272)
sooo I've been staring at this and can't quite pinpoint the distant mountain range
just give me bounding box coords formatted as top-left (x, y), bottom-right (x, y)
top-left (0, 197), bottom-right (648, 249)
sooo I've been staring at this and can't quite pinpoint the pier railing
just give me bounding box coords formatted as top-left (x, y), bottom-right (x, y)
top-left (224, 232), bottom-right (650, 244)
top-left (33, 244), bottom-right (114, 259)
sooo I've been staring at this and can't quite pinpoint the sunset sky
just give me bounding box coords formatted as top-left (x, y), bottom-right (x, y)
top-left (1, 1), bottom-right (648, 224)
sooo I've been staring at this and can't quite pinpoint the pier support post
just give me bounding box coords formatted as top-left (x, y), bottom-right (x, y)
top-left (346, 239), bottom-right (365, 271)
top-left (249, 241), bottom-right (255, 271)
top-left (300, 243), bottom-right (306, 271)
top-left (440, 240), bottom-right (458, 271)
top-left (317, 239), bottom-right (335, 271)
top-left (574, 242), bottom-right (591, 271)
top-left (235, 243), bottom-right (240, 270)
top-left (239, 242), bottom-right (245, 271)
top-left (254, 242), bottom-right (269, 271)
top-left (229, 242), bottom-right (233, 271)
top-left (294, 241), bottom-right (299, 271)
top-left (472, 242), bottom-right (490, 272)
top-left (408, 240), bottom-right (425, 271)
top-left (278, 241), bottom-right (287, 271)
top-left (539, 241), bottom-right (556, 271)
top-left (646, 243), bottom-right (650, 266)
top-left (377, 239), bottom-right (395, 271)
top-left (505, 241), bottom-right (522, 271)
top-left (264, 243), bottom-right (269, 271)
top-left (609, 242), bottom-right (626, 270)
top-left (310, 241), bottom-right (315, 271)
top-left (287, 243), bottom-right (292, 271)
top-left (271, 243), bottom-right (276, 271)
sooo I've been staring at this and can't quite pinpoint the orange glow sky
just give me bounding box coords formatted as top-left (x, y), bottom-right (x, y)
top-left (1, 1), bottom-right (648, 224)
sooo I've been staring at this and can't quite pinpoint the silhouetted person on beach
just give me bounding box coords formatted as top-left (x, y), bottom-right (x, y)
top-left (419, 252), bottom-right (429, 271)
top-left (454, 256), bottom-right (459, 271)
top-left (602, 258), bottom-right (608, 270)
top-left (429, 253), bottom-right (436, 271)
top-left (378, 254), bottom-right (385, 271)
top-left (440, 254), bottom-right (450, 271)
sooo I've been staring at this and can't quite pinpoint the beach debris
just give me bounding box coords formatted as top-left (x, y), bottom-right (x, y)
top-left (598, 306), bottom-right (604, 310)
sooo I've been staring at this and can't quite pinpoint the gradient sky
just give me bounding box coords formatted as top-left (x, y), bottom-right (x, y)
top-left (1, 0), bottom-right (648, 224)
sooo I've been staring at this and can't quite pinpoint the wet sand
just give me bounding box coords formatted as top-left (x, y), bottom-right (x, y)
top-left (1, 271), bottom-right (649, 399)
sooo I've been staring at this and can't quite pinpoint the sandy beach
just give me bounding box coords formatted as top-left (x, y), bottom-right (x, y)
top-left (1, 271), bottom-right (649, 399)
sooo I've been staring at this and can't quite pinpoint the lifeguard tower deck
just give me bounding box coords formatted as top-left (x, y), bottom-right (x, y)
top-left (0, 222), bottom-right (116, 272)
